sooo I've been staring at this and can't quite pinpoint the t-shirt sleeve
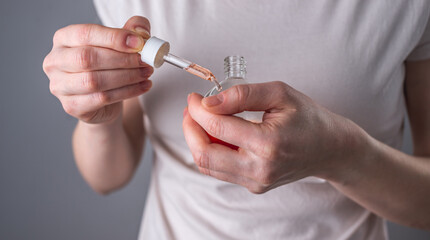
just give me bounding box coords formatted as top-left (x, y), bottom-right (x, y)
top-left (407, 16), bottom-right (430, 61)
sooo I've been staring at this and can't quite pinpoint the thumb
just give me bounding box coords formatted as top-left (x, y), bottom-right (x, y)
top-left (123, 16), bottom-right (151, 39)
top-left (201, 81), bottom-right (298, 115)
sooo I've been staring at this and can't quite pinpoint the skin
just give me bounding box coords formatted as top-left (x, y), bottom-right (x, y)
top-left (44, 16), bottom-right (430, 230)
top-left (183, 66), bottom-right (430, 230)
top-left (43, 16), bottom-right (152, 194)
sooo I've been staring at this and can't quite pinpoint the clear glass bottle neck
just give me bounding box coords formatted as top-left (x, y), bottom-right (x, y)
top-left (224, 56), bottom-right (246, 80)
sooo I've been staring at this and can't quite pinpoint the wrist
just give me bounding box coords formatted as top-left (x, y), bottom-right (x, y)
top-left (315, 117), bottom-right (376, 186)
top-left (77, 113), bottom-right (123, 135)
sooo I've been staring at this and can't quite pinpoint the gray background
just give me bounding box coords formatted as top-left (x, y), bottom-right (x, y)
top-left (0, 0), bottom-right (429, 239)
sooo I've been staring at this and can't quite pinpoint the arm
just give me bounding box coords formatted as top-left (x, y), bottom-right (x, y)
top-left (43, 16), bottom-right (152, 194)
top-left (327, 59), bottom-right (430, 229)
top-left (183, 61), bottom-right (430, 229)
top-left (73, 97), bottom-right (145, 194)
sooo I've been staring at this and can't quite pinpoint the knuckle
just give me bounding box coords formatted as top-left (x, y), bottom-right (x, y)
top-left (234, 84), bottom-right (251, 104)
top-left (62, 99), bottom-right (77, 116)
top-left (205, 116), bottom-right (224, 137)
top-left (42, 54), bottom-right (53, 73)
top-left (81, 72), bottom-right (99, 92)
top-left (52, 30), bottom-right (60, 44)
top-left (267, 135), bottom-right (283, 158)
top-left (272, 81), bottom-right (286, 90)
top-left (192, 151), bottom-right (203, 167)
top-left (105, 29), bottom-right (120, 47)
top-left (252, 134), bottom-right (280, 161)
top-left (76, 24), bottom-right (93, 45)
top-left (76, 47), bottom-right (95, 70)
top-left (95, 91), bottom-right (110, 105)
top-left (52, 27), bottom-right (65, 45)
top-left (126, 16), bottom-right (151, 32)
top-left (141, 17), bottom-right (151, 29)
top-left (253, 160), bottom-right (276, 186)
top-left (63, 105), bottom-right (73, 116)
top-left (230, 84), bottom-right (252, 113)
top-left (260, 171), bottom-right (276, 186)
top-left (131, 15), bottom-right (150, 27)
top-left (198, 167), bottom-right (211, 177)
top-left (273, 81), bottom-right (289, 102)
top-left (247, 185), bottom-right (267, 195)
top-left (192, 147), bottom-right (210, 169)
top-left (49, 81), bottom-right (59, 96)
top-left (123, 53), bottom-right (134, 67)
top-left (129, 15), bottom-right (142, 22)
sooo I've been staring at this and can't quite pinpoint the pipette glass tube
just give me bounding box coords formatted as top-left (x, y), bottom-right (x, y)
top-left (163, 54), bottom-right (222, 91)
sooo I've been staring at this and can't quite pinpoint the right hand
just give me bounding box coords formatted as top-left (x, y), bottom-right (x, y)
top-left (43, 16), bottom-right (153, 124)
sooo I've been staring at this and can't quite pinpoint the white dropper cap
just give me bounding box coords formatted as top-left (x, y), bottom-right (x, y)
top-left (140, 36), bottom-right (193, 69)
top-left (140, 37), bottom-right (170, 68)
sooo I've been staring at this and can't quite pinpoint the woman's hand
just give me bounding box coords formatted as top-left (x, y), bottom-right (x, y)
top-left (43, 16), bottom-right (153, 124)
top-left (183, 81), bottom-right (366, 193)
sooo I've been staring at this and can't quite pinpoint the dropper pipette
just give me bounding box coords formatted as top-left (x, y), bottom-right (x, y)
top-left (139, 37), bottom-right (221, 91)
top-left (163, 53), bottom-right (222, 91)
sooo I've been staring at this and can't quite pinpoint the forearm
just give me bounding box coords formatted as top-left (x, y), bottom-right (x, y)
top-left (324, 127), bottom-right (430, 229)
top-left (73, 116), bottom-right (142, 194)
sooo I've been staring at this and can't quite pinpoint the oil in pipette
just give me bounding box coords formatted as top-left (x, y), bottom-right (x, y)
top-left (139, 36), bottom-right (222, 91)
top-left (185, 63), bottom-right (222, 91)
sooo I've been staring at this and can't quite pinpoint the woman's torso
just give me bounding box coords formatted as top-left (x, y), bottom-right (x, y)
top-left (93, 1), bottom-right (430, 239)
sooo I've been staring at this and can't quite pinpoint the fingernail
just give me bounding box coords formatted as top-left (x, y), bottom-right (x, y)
top-left (139, 80), bottom-right (152, 90)
top-left (183, 107), bottom-right (188, 118)
top-left (203, 94), bottom-right (223, 107)
top-left (134, 27), bottom-right (150, 39)
top-left (139, 67), bottom-right (152, 77)
top-left (126, 34), bottom-right (144, 50)
top-left (187, 93), bottom-right (191, 103)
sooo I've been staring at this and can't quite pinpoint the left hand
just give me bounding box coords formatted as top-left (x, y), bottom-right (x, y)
top-left (183, 81), bottom-right (366, 194)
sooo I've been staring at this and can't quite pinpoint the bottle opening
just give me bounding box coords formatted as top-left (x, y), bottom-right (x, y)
top-left (224, 56), bottom-right (246, 79)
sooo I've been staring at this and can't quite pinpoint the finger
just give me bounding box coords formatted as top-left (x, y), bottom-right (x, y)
top-left (200, 168), bottom-right (268, 194)
top-left (202, 81), bottom-right (300, 114)
top-left (183, 106), bottom-right (210, 145)
top-left (62, 80), bottom-right (152, 115)
top-left (51, 46), bottom-right (147, 72)
top-left (122, 16), bottom-right (151, 39)
top-left (183, 108), bottom-right (253, 176)
top-left (198, 167), bottom-right (253, 189)
top-left (50, 67), bottom-right (153, 95)
top-left (54, 24), bottom-right (144, 52)
top-left (187, 93), bottom-right (263, 151)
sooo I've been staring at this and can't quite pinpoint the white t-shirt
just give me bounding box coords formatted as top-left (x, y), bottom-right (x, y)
top-left (93, 1), bottom-right (430, 239)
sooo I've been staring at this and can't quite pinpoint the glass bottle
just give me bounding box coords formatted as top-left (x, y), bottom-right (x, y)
top-left (204, 56), bottom-right (263, 149)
